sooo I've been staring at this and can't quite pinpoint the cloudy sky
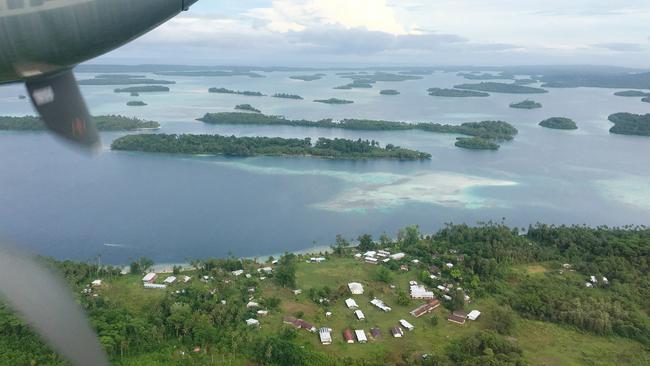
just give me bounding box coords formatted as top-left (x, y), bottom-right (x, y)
top-left (99, 0), bottom-right (650, 67)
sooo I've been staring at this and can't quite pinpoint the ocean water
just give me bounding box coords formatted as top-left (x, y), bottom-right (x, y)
top-left (0, 70), bottom-right (648, 264)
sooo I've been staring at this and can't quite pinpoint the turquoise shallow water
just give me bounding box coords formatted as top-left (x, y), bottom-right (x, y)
top-left (0, 70), bottom-right (648, 263)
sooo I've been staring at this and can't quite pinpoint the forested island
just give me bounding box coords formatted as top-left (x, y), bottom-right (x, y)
top-left (0, 115), bottom-right (159, 131)
top-left (455, 82), bottom-right (548, 94)
top-left (111, 134), bottom-right (431, 160)
top-left (154, 70), bottom-right (265, 78)
top-left (342, 72), bottom-right (422, 83)
top-left (289, 74), bottom-right (325, 81)
top-left (540, 71), bottom-right (650, 89)
top-left (454, 137), bottom-right (500, 150)
top-left (380, 89), bottom-right (400, 95)
top-left (643, 97), bottom-right (650, 103)
top-left (78, 74), bottom-right (175, 86)
top-left (208, 87), bottom-right (264, 96)
top-left (272, 93), bottom-right (303, 100)
top-left (114, 86), bottom-right (170, 93)
top-left (613, 90), bottom-right (649, 97)
top-left (1, 223), bottom-right (648, 365)
top-left (334, 80), bottom-right (374, 89)
top-left (18, 95), bottom-right (26, 99)
top-left (509, 100), bottom-right (542, 109)
top-left (235, 104), bottom-right (261, 113)
top-left (457, 72), bottom-right (514, 80)
top-left (427, 88), bottom-right (489, 97)
top-left (314, 98), bottom-right (354, 104)
top-left (539, 117), bottom-right (578, 130)
top-left (608, 113), bottom-right (650, 136)
top-left (126, 101), bottom-right (147, 107)
top-left (197, 112), bottom-right (518, 143)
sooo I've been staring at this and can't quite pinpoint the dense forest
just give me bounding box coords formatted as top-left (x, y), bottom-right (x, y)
top-left (272, 93), bottom-right (303, 100)
top-left (114, 86), bottom-right (170, 93)
top-left (110, 134), bottom-right (431, 160)
top-left (234, 104), bottom-right (261, 113)
top-left (454, 82), bottom-right (548, 94)
top-left (454, 137), bottom-right (500, 150)
top-left (208, 88), bottom-right (264, 96)
top-left (614, 90), bottom-right (649, 97)
top-left (509, 100), bottom-right (542, 109)
top-left (0, 115), bottom-right (159, 131)
top-left (0, 223), bottom-right (647, 365)
top-left (380, 89), bottom-right (400, 95)
top-left (313, 98), bottom-right (354, 104)
top-left (539, 117), bottom-right (578, 130)
top-left (197, 113), bottom-right (518, 142)
top-left (427, 88), bottom-right (489, 97)
top-left (608, 113), bottom-right (650, 136)
top-left (78, 74), bottom-right (175, 86)
top-left (289, 74), bottom-right (325, 81)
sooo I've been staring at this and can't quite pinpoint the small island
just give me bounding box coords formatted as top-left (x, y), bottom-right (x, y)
top-left (289, 74), bottom-right (325, 81)
top-left (18, 95), bottom-right (26, 100)
top-left (79, 74), bottom-right (175, 86)
top-left (334, 80), bottom-right (374, 89)
top-left (539, 117), bottom-right (578, 130)
top-left (234, 104), bottom-right (261, 113)
top-left (454, 82), bottom-right (548, 94)
top-left (126, 101), bottom-right (147, 107)
top-left (154, 70), bottom-right (264, 78)
top-left (510, 100), bottom-right (542, 109)
top-left (455, 137), bottom-right (500, 150)
top-left (643, 97), bottom-right (650, 103)
top-left (613, 90), bottom-right (649, 97)
top-left (428, 88), bottom-right (489, 97)
top-left (130, 92), bottom-right (140, 97)
top-left (314, 98), bottom-right (354, 105)
top-left (0, 115), bottom-right (160, 131)
top-left (457, 72), bottom-right (513, 80)
top-left (208, 87), bottom-right (264, 96)
top-left (272, 93), bottom-right (303, 100)
top-left (608, 113), bottom-right (650, 136)
top-left (114, 86), bottom-right (170, 93)
top-left (380, 89), bottom-right (400, 95)
top-left (111, 134), bottom-right (431, 160)
top-left (197, 112), bottom-right (518, 142)
top-left (342, 72), bottom-right (422, 83)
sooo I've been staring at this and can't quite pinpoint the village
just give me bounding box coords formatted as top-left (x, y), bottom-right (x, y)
top-left (85, 246), bottom-right (491, 357)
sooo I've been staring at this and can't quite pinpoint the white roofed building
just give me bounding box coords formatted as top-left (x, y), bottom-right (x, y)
top-left (355, 310), bottom-right (365, 320)
top-left (348, 282), bottom-right (364, 295)
top-left (319, 328), bottom-right (332, 345)
top-left (345, 298), bottom-right (359, 309)
top-left (400, 319), bottom-right (414, 331)
top-left (467, 310), bottom-right (481, 320)
top-left (410, 285), bottom-right (435, 299)
top-left (246, 319), bottom-right (260, 327)
top-left (142, 273), bottom-right (157, 283)
top-left (390, 253), bottom-right (405, 260)
top-left (163, 276), bottom-right (176, 284)
top-left (370, 298), bottom-right (392, 312)
top-left (355, 329), bottom-right (368, 343)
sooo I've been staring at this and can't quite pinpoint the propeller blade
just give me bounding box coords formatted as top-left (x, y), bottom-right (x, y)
top-left (0, 244), bottom-right (109, 366)
top-left (25, 70), bottom-right (100, 148)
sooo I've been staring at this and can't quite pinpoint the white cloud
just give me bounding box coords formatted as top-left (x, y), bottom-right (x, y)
top-left (248, 0), bottom-right (409, 34)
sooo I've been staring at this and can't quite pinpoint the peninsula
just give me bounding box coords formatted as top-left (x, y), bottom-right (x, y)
top-left (539, 117), bottom-right (578, 130)
top-left (111, 134), bottom-right (431, 160)
top-left (608, 113), bottom-right (650, 136)
top-left (0, 115), bottom-right (160, 131)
